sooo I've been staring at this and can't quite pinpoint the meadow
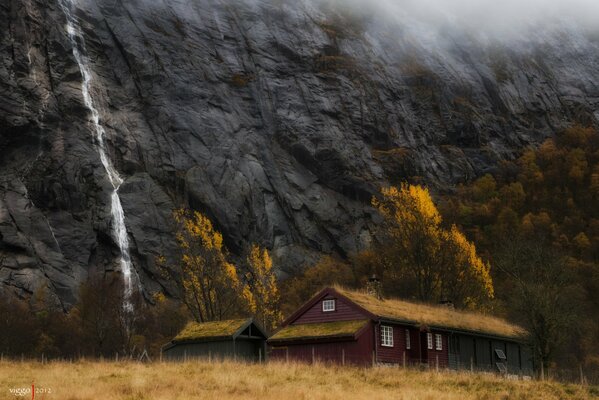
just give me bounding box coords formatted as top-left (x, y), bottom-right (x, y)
top-left (1, 360), bottom-right (597, 400)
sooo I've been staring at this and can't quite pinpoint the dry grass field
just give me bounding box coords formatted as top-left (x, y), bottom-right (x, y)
top-left (1, 360), bottom-right (597, 400)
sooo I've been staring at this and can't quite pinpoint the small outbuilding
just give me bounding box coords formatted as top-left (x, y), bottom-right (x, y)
top-left (162, 318), bottom-right (268, 362)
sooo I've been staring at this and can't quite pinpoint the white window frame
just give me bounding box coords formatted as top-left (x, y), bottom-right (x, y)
top-left (435, 334), bottom-right (443, 351)
top-left (322, 299), bottom-right (335, 312)
top-left (427, 332), bottom-right (433, 350)
top-left (405, 329), bottom-right (411, 349)
top-left (381, 325), bottom-right (394, 347)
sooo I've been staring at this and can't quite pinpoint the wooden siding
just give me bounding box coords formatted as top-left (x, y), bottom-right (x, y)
top-left (374, 322), bottom-right (411, 364)
top-left (506, 342), bottom-right (521, 373)
top-left (446, 333), bottom-right (532, 374)
top-left (269, 321), bottom-right (375, 366)
top-left (423, 331), bottom-right (449, 368)
top-left (163, 338), bottom-right (265, 362)
top-left (293, 295), bottom-right (368, 324)
top-left (276, 287), bottom-right (532, 373)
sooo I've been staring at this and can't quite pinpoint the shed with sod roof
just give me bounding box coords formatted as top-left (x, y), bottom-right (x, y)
top-left (162, 318), bottom-right (267, 362)
top-left (268, 287), bottom-right (533, 374)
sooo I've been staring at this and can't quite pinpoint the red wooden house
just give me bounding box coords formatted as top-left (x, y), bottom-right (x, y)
top-left (268, 287), bottom-right (533, 374)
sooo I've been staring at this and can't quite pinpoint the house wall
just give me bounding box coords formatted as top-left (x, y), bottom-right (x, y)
top-left (405, 328), bottom-right (421, 362)
top-left (475, 336), bottom-right (493, 369)
top-left (447, 333), bottom-right (532, 374)
top-left (374, 322), bottom-right (411, 364)
top-left (422, 331), bottom-right (449, 368)
top-left (506, 342), bottom-right (521, 373)
top-left (163, 339), bottom-right (265, 362)
top-left (371, 323), bottom-right (448, 367)
top-left (269, 321), bottom-right (375, 366)
top-left (293, 295), bottom-right (368, 324)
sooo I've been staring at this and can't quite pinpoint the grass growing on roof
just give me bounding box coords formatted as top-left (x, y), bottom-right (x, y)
top-left (270, 320), bottom-right (369, 341)
top-left (334, 287), bottom-right (527, 339)
top-left (173, 319), bottom-right (249, 342)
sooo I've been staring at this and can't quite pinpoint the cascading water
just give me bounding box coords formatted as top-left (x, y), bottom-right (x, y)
top-left (58, 0), bottom-right (136, 311)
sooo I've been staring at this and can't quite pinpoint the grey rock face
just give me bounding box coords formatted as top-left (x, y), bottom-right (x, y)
top-left (1, 0), bottom-right (598, 305)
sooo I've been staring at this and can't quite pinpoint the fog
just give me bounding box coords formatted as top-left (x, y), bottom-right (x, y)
top-left (107, 0), bottom-right (599, 49)
top-left (331, 0), bottom-right (599, 30)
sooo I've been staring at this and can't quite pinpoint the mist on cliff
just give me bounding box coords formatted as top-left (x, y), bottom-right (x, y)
top-left (330, 0), bottom-right (599, 42)
top-left (125, 0), bottom-right (599, 50)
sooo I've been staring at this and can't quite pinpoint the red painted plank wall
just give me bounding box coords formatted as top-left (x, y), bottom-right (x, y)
top-left (405, 328), bottom-right (421, 363)
top-left (269, 322), bottom-right (375, 366)
top-left (375, 322), bottom-right (409, 363)
top-left (372, 324), bottom-right (449, 367)
top-left (293, 295), bottom-right (368, 324)
top-left (424, 331), bottom-right (449, 368)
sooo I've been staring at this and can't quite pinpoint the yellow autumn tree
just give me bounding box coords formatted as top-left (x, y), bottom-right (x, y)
top-left (243, 245), bottom-right (282, 331)
top-left (442, 226), bottom-right (494, 307)
top-left (161, 209), bottom-right (249, 322)
top-left (372, 184), bottom-right (493, 307)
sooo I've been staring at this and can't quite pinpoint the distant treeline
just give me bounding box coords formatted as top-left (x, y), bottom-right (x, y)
top-left (0, 276), bottom-right (188, 360)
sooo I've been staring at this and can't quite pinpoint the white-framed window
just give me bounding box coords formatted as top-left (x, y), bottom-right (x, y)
top-left (381, 325), bottom-right (394, 347)
top-left (435, 334), bottom-right (443, 351)
top-left (322, 299), bottom-right (335, 312)
top-left (427, 332), bottom-right (433, 350)
top-left (405, 329), bottom-right (411, 349)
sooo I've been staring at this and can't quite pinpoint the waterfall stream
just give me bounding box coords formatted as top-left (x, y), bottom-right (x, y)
top-left (58, 0), bottom-right (136, 310)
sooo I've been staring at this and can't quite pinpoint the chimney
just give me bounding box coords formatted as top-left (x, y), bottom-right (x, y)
top-left (366, 274), bottom-right (383, 300)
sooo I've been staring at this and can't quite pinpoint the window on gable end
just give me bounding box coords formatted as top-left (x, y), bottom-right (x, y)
top-left (322, 299), bottom-right (335, 312)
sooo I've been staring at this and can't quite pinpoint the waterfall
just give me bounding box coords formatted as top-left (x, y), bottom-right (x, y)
top-left (58, 0), bottom-right (136, 311)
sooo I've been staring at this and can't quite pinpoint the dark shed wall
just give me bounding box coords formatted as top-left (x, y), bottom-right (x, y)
top-left (454, 335), bottom-right (477, 369)
top-left (164, 339), bottom-right (265, 362)
top-left (475, 337), bottom-right (493, 370)
top-left (447, 333), bottom-right (531, 375)
top-left (520, 346), bottom-right (534, 374)
top-left (293, 295), bottom-right (368, 324)
top-left (506, 342), bottom-right (521, 373)
top-left (163, 341), bottom-right (234, 360)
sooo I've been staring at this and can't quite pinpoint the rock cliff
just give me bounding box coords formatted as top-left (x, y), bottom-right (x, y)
top-left (1, 0), bottom-right (598, 306)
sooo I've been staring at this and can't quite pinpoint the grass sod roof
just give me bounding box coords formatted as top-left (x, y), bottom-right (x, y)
top-left (269, 319), bottom-right (370, 342)
top-left (334, 287), bottom-right (527, 340)
top-left (173, 318), bottom-right (251, 342)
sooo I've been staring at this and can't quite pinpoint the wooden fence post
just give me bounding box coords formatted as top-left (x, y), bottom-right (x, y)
top-left (184, 350), bottom-right (187, 363)
top-left (579, 364), bottom-right (585, 385)
top-left (540, 362), bottom-right (545, 381)
top-left (470, 357), bottom-right (474, 372)
top-left (311, 346), bottom-right (315, 364)
top-left (286, 348), bottom-right (289, 363)
top-left (403, 351), bottom-right (406, 368)
top-left (341, 349), bottom-right (345, 366)
top-left (259, 348), bottom-right (262, 364)
top-left (436, 355), bottom-right (439, 372)
top-left (372, 351), bottom-right (375, 367)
